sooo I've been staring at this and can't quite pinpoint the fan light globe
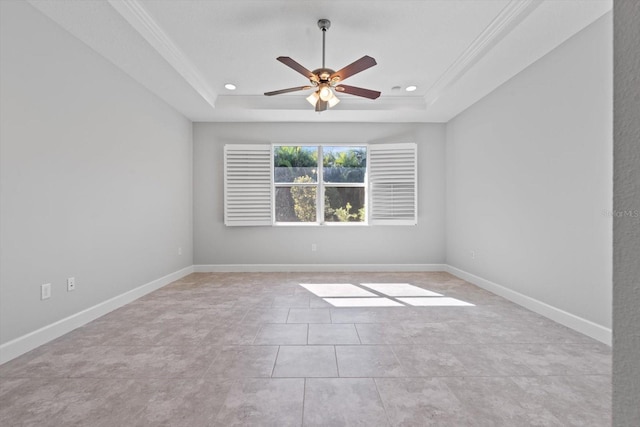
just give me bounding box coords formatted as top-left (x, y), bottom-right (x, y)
top-left (306, 91), bottom-right (319, 106)
top-left (319, 85), bottom-right (332, 101)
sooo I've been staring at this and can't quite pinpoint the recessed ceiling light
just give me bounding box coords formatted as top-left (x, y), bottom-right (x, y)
top-left (405, 85), bottom-right (417, 92)
top-left (224, 83), bottom-right (237, 91)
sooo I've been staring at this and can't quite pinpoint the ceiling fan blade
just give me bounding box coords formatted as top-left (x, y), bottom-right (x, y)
top-left (335, 84), bottom-right (381, 100)
top-left (315, 99), bottom-right (328, 112)
top-left (277, 57), bottom-right (315, 79)
top-left (330, 55), bottom-right (377, 81)
top-left (264, 86), bottom-right (313, 96)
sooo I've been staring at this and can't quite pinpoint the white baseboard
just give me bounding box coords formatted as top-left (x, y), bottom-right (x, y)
top-left (194, 263), bottom-right (447, 273)
top-left (0, 266), bottom-right (194, 365)
top-left (444, 265), bottom-right (612, 346)
top-left (2, 263), bottom-right (611, 365)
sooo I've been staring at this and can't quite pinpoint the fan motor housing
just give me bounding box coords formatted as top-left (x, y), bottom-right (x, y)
top-left (311, 68), bottom-right (336, 84)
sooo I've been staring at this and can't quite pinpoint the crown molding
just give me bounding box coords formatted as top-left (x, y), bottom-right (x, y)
top-left (107, 0), bottom-right (217, 109)
top-left (424, 0), bottom-right (542, 106)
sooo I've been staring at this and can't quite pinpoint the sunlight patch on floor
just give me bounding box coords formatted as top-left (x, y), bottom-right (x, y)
top-left (300, 283), bottom-right (377, 297)
top-left (322, 297), bottom-right (404, 307)
top-left (398, 297), bottom-right (475, 307)
top-left (360, 283), bottom-right (443, 297)
top-left (299, 283), bottom-right (474, 308)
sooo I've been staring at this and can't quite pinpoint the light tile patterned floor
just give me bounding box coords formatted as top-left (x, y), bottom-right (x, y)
top-left (0, 272), bottom-right (611, 426)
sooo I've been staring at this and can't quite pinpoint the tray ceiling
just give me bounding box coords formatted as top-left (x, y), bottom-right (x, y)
top-left (27, 0), bottom-right (611, 122)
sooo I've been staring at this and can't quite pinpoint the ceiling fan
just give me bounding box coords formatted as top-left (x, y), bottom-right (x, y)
top-left (264, 19), bottom-right (381, 112)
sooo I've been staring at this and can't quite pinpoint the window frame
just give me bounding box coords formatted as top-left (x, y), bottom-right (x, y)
top-left (223, 142), bottom-right (417, 227)
top-left (272, 144), bottom-right (368, 226)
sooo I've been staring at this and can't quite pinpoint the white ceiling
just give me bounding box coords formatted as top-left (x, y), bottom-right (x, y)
top-left (27, 0), bottom-right (611, 123)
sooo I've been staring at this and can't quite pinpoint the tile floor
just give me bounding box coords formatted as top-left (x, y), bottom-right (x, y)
top-left (0, 272), bottom-right (611, 426)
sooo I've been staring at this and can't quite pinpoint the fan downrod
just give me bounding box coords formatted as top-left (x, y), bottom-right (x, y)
top-left (318, 19), bottom-right (330, 68)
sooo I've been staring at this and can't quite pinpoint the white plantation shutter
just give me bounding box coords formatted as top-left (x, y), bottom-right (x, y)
top-left (368, 142), bottom-right (417, 225)
top-left (224, 144), bottom-right (272, 226)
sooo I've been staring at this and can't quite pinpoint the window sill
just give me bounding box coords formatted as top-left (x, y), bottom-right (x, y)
top-left (273, 222), bottom-right (369, 227)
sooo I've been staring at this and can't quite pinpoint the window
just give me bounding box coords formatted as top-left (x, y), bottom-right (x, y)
top-left (273, 145), bottom-right (366, 224)
top-left (273, 146), bottom-right (319, 223)
top-left (224, 142), bottom-right (417, 227)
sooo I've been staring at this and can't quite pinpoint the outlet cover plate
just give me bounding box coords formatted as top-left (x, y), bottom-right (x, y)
top-left (41, 283), bottom-right (51, 300)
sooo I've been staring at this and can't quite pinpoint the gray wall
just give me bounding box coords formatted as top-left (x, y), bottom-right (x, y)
top-left (613, 1), bottom-right (640, 424)
top-left (0, 1), bottom-right (193, 344)
top-left (445, 14), bottom-right (613, 329)
top-left (193, 122), bottom-right (445, 266)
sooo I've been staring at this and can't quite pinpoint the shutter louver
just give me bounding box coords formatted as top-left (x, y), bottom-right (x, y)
top-left (369, 143), bottom-right (417, 225)
top-left (224, 144), bottom-right (272, 226)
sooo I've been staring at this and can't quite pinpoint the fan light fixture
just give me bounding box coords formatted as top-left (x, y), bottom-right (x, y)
top-left (308, 89), bottom-right (340, 108)
top-left (264, 19), bottom-right (380, 112)
top-left (306, 92), bottom-right (319, 106)
top-left (319, 85), bottom-right (332, 101)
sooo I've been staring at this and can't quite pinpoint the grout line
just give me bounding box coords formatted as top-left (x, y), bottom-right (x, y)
top-left (209, 378), bottom-right (238, 424)
top-left (334, 345), bottom-right (340, 377)
top-left (372, 377), bottom-right (393, 426)
top-left (244, 324), bottom-right (261, 345)
top-left (270, 345), bottom-right (280, 378)
top-left (388, 344), bottom-right (406, 376)
top-left (201, 346), bottom-right (223, 377)
top-left (301, 377), bottom-right (307, 425)
top-left (353, 324), bottom-right (363, 344)
top-left (251, 324), bottom-right (266, 345)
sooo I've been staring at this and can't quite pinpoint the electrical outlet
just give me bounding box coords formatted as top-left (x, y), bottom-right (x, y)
top-left (67, 277), bottom-right (75, 292)
top-left (178, 247), bottom-right (182, 256)
top-left (41, 283), bottom-right (51, 300)
top-left (471, 250), bottom-right (476, 260)
top-left (311, 243), bottom-right (317, 252)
